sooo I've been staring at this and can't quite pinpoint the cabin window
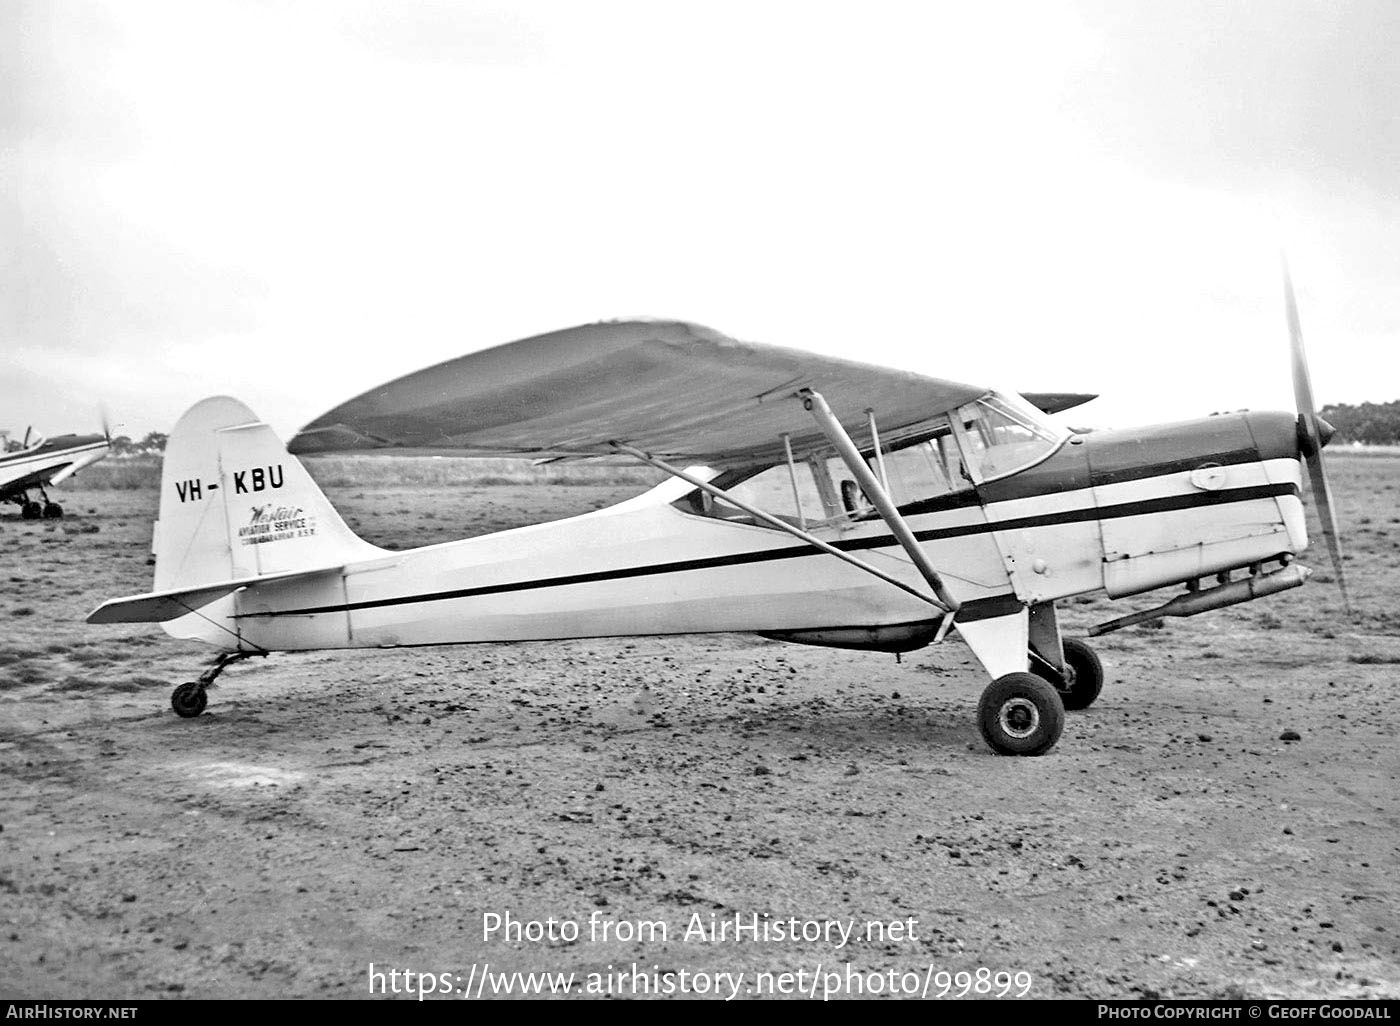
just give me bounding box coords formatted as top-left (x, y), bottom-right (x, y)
top-left (675, 461), bottom-right (831, 527)
top-left (828, 414), bottom-right (969, 514)
top-left (725, 462), bottom-right (827, 523)
top-left (830, 437), bottom-right (965, 515)
top-left (878, 434), bottom-right (965, 504)
top-left (954, 392), bottom-right (1065, 482)
top-left (676, 419), bottom-right (977, 528)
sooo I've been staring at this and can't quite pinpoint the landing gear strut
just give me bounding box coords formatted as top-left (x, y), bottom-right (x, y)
top-left (1026, 601), bottom-right (1105, 712)
top-left (14, 487), bottom-right (63, 520)
top-left (170, 650), bottom-right (262, 718)
top-left (1032, 637), bottom-right (1104, 711)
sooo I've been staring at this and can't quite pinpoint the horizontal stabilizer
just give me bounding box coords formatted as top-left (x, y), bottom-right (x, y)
top-left (86, 565), bottom-right (343, 624)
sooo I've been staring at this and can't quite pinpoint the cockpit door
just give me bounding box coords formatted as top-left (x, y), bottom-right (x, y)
top-left (952, 397), bottom-right (1103, 603)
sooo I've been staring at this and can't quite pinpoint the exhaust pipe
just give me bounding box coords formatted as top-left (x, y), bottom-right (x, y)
top-left (1089, 564), bottom-right (1311, 637)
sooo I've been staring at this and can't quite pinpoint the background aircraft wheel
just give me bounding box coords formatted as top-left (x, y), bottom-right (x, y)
top-left (21, 501), bottom-right (41, 520)
top-left (1033, 637), bottom-right (1104, 711)
top-left (42, 502), bottom-right (63, 519)
top-left (171, 682), bottom-right (208, 718)
top-left (977, 672), bottom-right (1065, 756)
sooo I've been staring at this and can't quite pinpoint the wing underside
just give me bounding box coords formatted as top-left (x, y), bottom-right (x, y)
top-left (289, 321), bottom-right (999, 466)
top-left (0, 465), bottom-right (72, 499)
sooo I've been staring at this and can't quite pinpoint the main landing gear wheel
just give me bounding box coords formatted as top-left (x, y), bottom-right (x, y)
top-left (20, 501), bottom-right (41, 520)
top-left (42, 502), bottom-right (63, 519)
top-left (1034, 637), bottom-right (1104, 711)
top-left (977, 672), bottom-right (1065, 756)
top-left (171, 682), bottom-right (208, 718)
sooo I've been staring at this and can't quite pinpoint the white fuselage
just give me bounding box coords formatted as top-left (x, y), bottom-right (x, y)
top-left (0, 438), bottom-right (108, 495)
top-left (172, 454), bottom-right (1306, 654)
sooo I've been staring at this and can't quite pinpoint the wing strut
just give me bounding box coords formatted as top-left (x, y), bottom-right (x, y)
top-left (608, 442), bottom-right (951, 612)
top-left (867, 409), bottom-right (890, 492)
top-left (781, 432), bottom-right (807, 531)
top-left (801, 390), bottom-right (961, 615)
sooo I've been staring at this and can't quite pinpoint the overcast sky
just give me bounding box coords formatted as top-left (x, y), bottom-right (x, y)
top-left (5, 0), bottom-right (1398, 442)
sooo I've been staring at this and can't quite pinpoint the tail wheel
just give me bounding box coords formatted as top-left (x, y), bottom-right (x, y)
top-left (171, 682), bottom-right (208, 718)
top-left (977, 672), bottom-right (1065, 756)
top-left (1034, 637), bottom-right (1104, 711)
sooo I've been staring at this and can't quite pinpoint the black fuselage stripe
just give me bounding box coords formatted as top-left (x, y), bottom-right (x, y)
top-left (248, 482), bottom-right (1298, 618)
top-left (915, 481), bottom-right (1291, 540)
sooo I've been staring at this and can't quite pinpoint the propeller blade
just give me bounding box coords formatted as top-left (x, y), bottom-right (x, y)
top-left (1303, 440), bottom-right (1351, 611)
top-left (1282, 261), bottom-right (1352, 612)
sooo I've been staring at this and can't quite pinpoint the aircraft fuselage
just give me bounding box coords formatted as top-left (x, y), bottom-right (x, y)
top-left (168, 411), bottom-right (1307, 655)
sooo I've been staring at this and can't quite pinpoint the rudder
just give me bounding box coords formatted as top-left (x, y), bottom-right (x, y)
top-left (155, 396), bottom-right (382, 596)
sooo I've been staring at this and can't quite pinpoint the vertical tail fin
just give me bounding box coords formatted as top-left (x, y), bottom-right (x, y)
top-left (154, 396), bottom-right (381, 595)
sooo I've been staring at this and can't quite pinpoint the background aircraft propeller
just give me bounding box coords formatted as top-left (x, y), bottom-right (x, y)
top-left (1282, 261), bottom-right (1352, 613)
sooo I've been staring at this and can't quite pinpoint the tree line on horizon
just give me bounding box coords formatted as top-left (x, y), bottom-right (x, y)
top-left (1319, 400), bottom-right (1400, 445)
top-left (0, 429), bottom-right (169, 454)
top-left (106, 432), bottom-right (168, 456)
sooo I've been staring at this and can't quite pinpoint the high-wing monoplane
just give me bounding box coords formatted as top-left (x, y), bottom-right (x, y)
top-left (88, 280), bottom-right (1349, 755)
top-left (2, 428), bottom-right (110, 519)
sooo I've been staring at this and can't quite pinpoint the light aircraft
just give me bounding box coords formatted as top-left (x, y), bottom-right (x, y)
top-left (1, 428), bottom-right (110, 519)
top-left (87, 279), bottom-right (1348, 755)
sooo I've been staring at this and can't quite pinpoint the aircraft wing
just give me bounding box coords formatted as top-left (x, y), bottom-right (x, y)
top-left (289, 320), bottom-right (1093, 467)
top-left (0, 435), bottom-right (109, 498)
top-left (0, 466), bottom-right (75, 501)
top-left (1020, 392), bottom-right (1098, 416)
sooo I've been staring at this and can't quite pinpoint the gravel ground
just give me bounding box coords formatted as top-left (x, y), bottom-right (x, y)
top-left (2, 461), bottom-right (1396, 999)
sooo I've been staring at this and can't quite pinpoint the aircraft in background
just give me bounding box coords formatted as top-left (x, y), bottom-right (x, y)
top-left (1, 428), bottom-right (110, 519)
top-left (87, 275), bottom-right (1348, 756)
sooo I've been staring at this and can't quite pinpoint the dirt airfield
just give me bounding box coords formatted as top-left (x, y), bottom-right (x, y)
top-left (2, 455), bottom-right (1398, 1000)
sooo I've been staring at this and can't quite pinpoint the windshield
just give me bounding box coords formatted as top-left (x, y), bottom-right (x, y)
top-left (954, 391), bottom-right (1067, 482)
top-left (672, 392), bottom-right (1067, 528)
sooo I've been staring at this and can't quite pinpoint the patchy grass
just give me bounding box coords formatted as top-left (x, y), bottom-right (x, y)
top-left (0, 646), bottom-right (48, 661)
top-left (51, 674), bottom-right (149, 693)
top-left (0, 662), bottom-right (51, 687)
top-left (79, 458), bottom-right (162, 490)
top-left (307, 456), bottom-right (664, 489)
top-left (80, 454), bottom-right (665, 491)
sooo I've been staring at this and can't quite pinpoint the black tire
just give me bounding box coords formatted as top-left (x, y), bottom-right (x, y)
top-left (42, 502), bottom-right (62, 519)
top-left (1033, 637), bottom-right (1104, 711)
top-left (977, 672), bottom-right (1065, 756)
top-left (20, 501), bottom-right (41, 520)
top-left (1058, 638), bottom-right (1103, 710)
top-left (171, 682), bottom-right (208, 718)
